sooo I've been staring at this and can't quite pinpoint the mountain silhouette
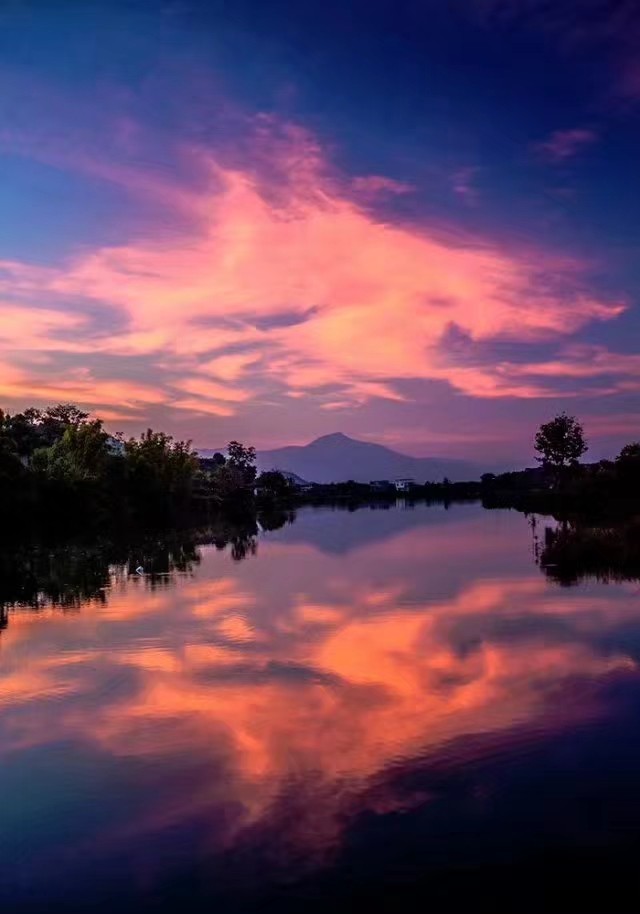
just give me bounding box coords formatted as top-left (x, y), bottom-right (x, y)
top-left (253, 432), bottom-right (486, 483)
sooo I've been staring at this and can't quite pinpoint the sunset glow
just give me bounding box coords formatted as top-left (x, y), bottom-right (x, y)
top-left (1, 1), bottom-right (639, 458)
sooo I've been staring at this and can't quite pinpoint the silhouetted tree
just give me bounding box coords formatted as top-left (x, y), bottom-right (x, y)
top-left (0, 412), bottom-right (24, 482)
top-left (534, 412), bottom-right (587, 487)
top-left (200, 441), bottom-right (258, 508)
top-left (227, 441), bottom-right (257, 483)
top-left (616, 442), bottom-right (640, 495)
top-left (617, 442), bottom-right (640, 468)
top-left (256, 470), bottom-right (293, 499)
top-left (3, 403), bottom-right (90, 457)
top-left (3, 408), bottom-right (46, 457)
top-left (125, 429), bottom-right (199, 519)
top-left (35, 420), bottom-right (110, 481)
top-left (40, 404), bottom-right (90, 443)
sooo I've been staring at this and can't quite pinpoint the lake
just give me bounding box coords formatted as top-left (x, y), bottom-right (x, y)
top-left (2, 502), bottom-right (640, 913)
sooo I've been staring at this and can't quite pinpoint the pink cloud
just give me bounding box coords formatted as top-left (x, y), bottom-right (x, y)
top-left (435, 345), bottom-right (640, 400)
top-left (534, 128), bottom-right (599, 163)
top-left (451, 166), bottom-right (480, 204)
top-left (199, 353), bottom-right (260, 381)
top-left (175, 377), bottom-right (252, 403)
top-left (0, 365), bottom-right (169, 411)
top-left (617, 61), bottom-right (640, 101)
top-left (582, 412), bottom-right (640, 437)
top-left (351, 175), bottom-right (414, 196)
top-left (0, 302), bottom-right (87, 351)
top-left (0, 113), bottom-right (628, 425)
top-left (170, 398), bottom-right (235, 418)
top-left (513, 345), bottom-right (640, 380)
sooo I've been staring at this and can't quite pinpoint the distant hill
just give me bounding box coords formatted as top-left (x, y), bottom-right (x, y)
top-left (249, 432), bottom-right (487, 483)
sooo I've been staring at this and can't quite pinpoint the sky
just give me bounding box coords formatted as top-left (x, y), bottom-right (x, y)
top-left (0, 0), bottom-right (639, 463)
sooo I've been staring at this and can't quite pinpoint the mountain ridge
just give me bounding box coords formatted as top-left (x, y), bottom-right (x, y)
top-left (199, 433), bottom-right (491, 483)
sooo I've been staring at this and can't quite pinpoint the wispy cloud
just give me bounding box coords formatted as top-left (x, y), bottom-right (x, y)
top-left (617, 61), bottom-right (640, 101)
top-left (351, 175), bottom-right (414, 197)
top-left (451, 166), bottom-right (481, 204)
top-left (534, 128), bottom-right (599, 163)
top-left (468, 0), bottom-right (640, 107)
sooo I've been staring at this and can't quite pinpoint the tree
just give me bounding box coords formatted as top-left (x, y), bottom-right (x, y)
top-left (125, 430), bottom-right (199, 516)
top-left (0, 410), bottom-right (23, 482)
top-left (617, 442), bottom-right (640, 465)
top-left (534, 413), bottom-right (587, 486)
top-left (44, 420), bottom-right (110, 481)
top-left (3, 403), bottom-right (91, 456)
top-left (43, 403), bottom-right (89, 427)
top-left (201, 442), bottom-right (258, 507)
top-left (256, 470), bottom-right (293, 499)
top-left (209, 463), bottom-right (250, 503)
top-left (3, 408), bottom-right (45, 457)
top-left (226, 441), bottom-right (257, 483)
top-left (616, 442), bottom-right (640, 492)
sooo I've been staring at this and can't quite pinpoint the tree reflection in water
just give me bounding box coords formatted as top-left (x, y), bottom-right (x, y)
top-left (3, 506), bottom-right (640, 621)
top-left (539, 517), bottom-right (640, 586)
top-left (0, 507), bottom-right (295, 624)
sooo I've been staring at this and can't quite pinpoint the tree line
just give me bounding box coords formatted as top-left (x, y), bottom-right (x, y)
top-left (479, 412), bottom-right (640, 516)
top-left (1, 403), bottom-right (639, 537)
top-left (0, 509), bottom-right (301, 626)
top-left (0, 403), bottom-right (292, 536)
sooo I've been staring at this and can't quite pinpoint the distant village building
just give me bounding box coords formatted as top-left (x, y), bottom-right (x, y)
top-left (106, 436), bottom-right (125, 457)
top-left (370, 480), bottom-right (393, 491)
top-left (394, 478), bottom-right (414, 492)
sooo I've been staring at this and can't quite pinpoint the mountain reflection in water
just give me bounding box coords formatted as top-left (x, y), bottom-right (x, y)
top-left (2, 502), bottom-right (640, 914)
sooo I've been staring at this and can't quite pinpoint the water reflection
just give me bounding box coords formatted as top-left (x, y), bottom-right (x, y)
top-left (1, 503), bottom-right (640, 913)
top-left (538, 517), bottom-right (640, 586)
top-left (0, 510), bottom-right (291, 619)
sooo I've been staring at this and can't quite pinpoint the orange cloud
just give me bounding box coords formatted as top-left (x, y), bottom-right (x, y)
top-left (0, 365), bottom-right (169, 411)
top-left (0, 302), bottom-right (87, 351)
top-left (0, 554), bottom-right (634, 862)
top-left (200, 353), bottom-right (260, 381)
top-left (169, 398), bottom-right (235, 417)
top-left (175, 377), bottom-right (252, 403)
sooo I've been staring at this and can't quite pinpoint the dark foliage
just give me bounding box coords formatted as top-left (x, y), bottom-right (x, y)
top-left (0, 403), bottom-right (260, 536)
top-left (534, 412), bottom-right (588, 477)
top-left (539, 518), bottom-right (640, 585)
top-left (0, 510), bottom-right (295, 626)
top-left (3, 405), bottom-right (639, 546)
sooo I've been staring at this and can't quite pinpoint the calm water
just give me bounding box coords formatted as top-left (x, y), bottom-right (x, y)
top-left (2, 503), bottom-right (640, 913)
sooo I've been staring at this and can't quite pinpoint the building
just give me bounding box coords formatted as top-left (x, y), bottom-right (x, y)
top-left (370, 479), bottom-right (393, 491)
top-left (394, 478), bottom-right (414, 492)
top-left (106, 436), bottom-right (125, 457)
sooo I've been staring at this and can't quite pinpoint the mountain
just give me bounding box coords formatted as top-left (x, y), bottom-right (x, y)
top-left (253, 432), bottom-right (487, 483)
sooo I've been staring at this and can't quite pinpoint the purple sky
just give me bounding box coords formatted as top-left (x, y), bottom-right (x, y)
top-left (1, 0), bottom-right (639, 462)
